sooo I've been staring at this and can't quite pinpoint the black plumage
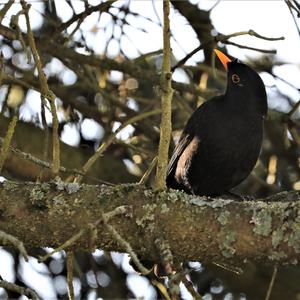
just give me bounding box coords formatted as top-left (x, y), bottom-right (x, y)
top-left (166, 50), bottom-right (268, 196)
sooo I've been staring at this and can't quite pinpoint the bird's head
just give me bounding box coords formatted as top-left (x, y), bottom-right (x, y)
top-left (214, 49), bottom-right (268, 117)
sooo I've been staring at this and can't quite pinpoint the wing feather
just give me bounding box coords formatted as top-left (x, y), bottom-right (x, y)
top-left (166, 101), bottom-right (209, 189)
top-left (167, 132), bottom-right (194, 178)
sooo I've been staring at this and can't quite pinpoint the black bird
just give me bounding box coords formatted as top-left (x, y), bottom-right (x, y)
top-left (166, 49), bottom-right (268, 196)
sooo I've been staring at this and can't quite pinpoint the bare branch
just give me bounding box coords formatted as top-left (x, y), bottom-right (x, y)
top-left (172, 30), bottom-right (284, 71)
top-left (265, 265), bottom-right (278, 300)
top-left (155, 0), bottom-right (173, 190)
top-left (0, 230), bottom-right (28, 262)
top-left (0, 116), bottom-right (18, 173)
top-left (38, 205), bottom-right (132, 262)
top-left (67, 252), bottom-right (75, 300)
top-left (139, 156), bottom-right (157, 185)
top-left (74, 109), bottom-right (162, 183)
top-left (54, 0), bottom-right (117, 37)
top-left (222, 40), bottom-right (277, 54)
top-left (287, 99), bottom-right (300, 118)
top-left (0, 279), bottom-right (38, 300)
top-left (21, 1), bottom-right (60, 175)
top-left (102, 211), bottom-right (151, 275)
top-left (0, 0), bottom-right (14, 24)
top-left (285, 0), bottom-right (300, 37)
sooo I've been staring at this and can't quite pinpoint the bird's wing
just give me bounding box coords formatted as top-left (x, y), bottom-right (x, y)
top-left (167, 103), bottom-right (205, 179)
top-left (166, 101), bottom-right (210, 188)
top-left (166, 131), bottom-right (195, 178)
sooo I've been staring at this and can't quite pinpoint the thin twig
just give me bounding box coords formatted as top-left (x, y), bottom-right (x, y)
top-left (243, 29), bottom-right (285, 41)
top-left (0, 279), bottom-right (38, 300)
top-left (116, 140), bottom-right (153, 156)
top-left (151, 279), bottom-right (172, 300)
top-left (39, 205), bottom-right (131, 262)
top-left (287, 99), bottom-right (300, 118)
top-left (54, 0), bottom-right (117, 37)
top-left (182, 276), bottom-right (203, 300)
top-left (155, 237), bottom-right (181, 299)
top-left (152, 0), bottom-right (162, 25)
top-left (97, 205), bottom-right (132, 224)
top-left (0, 115), bottom-right (18, 173)
top-left (0, 0), bottom-right (14, 24)
top-left (285, 0), bottom-right (300, 37)
top-left (0, 52), bottom-right (3, 87)
top-left (291, 0), bottom-right (300, 14)
top-left (139, 156), bottom-right (158, 185)
top-left (0, 230), bottom-right (29, 262)
top-left (0, 136), bottom-right (114, 185)
top-left (282, 100), bottom-right (300, 148)
top-left (0, 137), bottom-right (81, 176)
top-left (67, 251), bottom-right (75, 300)
top-left (172, 30), bottom-right (284, 71)
top-left (21, 0), bottom-right (60, 175)
top-left (155, 0), bottom-right (173, 190)
top-left (150, 0), bottom-right (186, 57)
top-left (155, 237), bottom-right (174, 275)
top-left (272, 72), bottom-right (300, 92)
top-left (265, 265), bottom-right (278, 300)
top-left (217, 30), bottom-right (284, 42)
top-left (37, 97), bottom-right (50, 181)
top-left (223, 40), bottom-right (277, 54)
top-left (102, 212), bottom-right (151, 275)
top-left (288, 126), bottom-right (300, 147)
top-left (39, 229), bottom-right (85, 262)
top-left (10, 10), bottom-right (31, 63)
top-left (74, 109), bottom-right (162, 183)
top-left (208, 0), bottom-right (221, 12)
top-left (212, 261), bottom-right (243, 275)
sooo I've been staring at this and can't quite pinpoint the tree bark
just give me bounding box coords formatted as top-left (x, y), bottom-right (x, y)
top-left (1, 180), bottom-right (300, 266)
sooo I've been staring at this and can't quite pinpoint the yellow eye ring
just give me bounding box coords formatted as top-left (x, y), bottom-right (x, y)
top-left (232, 74), bottom-right (240, 84)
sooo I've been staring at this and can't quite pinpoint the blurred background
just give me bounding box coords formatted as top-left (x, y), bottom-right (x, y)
top-left (0, 0), bottom-right (300, 299)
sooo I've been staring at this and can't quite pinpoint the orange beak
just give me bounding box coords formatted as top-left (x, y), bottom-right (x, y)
top-left (214, 49), bottom-right (232, 71)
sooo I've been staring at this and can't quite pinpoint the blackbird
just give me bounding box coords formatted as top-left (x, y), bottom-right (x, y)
top-left (166, 49), bottom-right (268, 196)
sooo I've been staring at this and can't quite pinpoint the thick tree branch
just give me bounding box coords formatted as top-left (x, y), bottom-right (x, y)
top-left (1, 181), bottom-right (300, 266)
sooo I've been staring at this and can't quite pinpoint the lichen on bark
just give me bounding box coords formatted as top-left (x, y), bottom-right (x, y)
top-left (1, 180), bottom-right (300, 266)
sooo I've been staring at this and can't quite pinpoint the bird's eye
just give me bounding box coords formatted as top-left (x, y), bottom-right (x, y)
top-left (231, 74), bottom-right (240, 84)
